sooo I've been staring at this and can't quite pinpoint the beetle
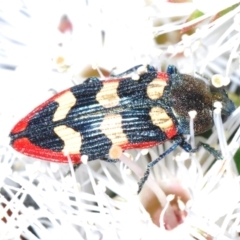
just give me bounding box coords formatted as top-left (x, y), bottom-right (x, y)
top-left (9, 65), bottom-right (235, 192)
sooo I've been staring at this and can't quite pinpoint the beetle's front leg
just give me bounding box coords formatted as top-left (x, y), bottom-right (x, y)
top-left (196, 142), bottom-right (223, 160)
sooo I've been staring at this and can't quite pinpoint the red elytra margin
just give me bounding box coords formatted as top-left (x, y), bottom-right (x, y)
top-left (13, 137), bottom-right (81, 164)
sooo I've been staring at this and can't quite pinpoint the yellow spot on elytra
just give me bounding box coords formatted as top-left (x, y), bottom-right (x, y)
top-left (100, 114), bottom-right (128, 145)
top-left (109, 145), bottom-right (122, 159)
top-left (54, 125), bottom-right (82, 154)
top-left (149, 107), bottom-right (174, 130)
top-left (53, 91), bottom-right (77, 122)
top-left (96, 82), bottom-right (120, 108)
top-left (147, 78), bottom-right (167, 100)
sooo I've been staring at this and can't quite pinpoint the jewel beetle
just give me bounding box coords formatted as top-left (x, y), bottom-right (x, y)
top-left (9, 65), bottom-right (235, 192)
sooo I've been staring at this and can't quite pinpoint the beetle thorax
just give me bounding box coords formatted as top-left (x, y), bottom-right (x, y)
top-left (170, 74), bottom-right (213, 135)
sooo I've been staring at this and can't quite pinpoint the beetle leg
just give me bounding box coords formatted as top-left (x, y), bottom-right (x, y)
top-left (179, 139), bottom-right (194, 152)
top-left (101, 155), bottom-right (119, 163)
top-left (138, 136), bottom-right (183, 193)
top-left (110, 65), bottom-right (143, 77)
top-left (73, 163), bottom-right (81, 171)
top-left (110, 64), bottom-right (156, 78)
top-left (197, 142), bottom-right (223, 160)
top-left (166, 65), bottom-right (178, 75)
top-left (106, 159), bottom-right (119, 163)
top-left (83, 77), bottom-right (100, 84)
top-left (102, 157), bottom-right (119, 163)
top-left (178, 136), bottom-right (222, 160)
